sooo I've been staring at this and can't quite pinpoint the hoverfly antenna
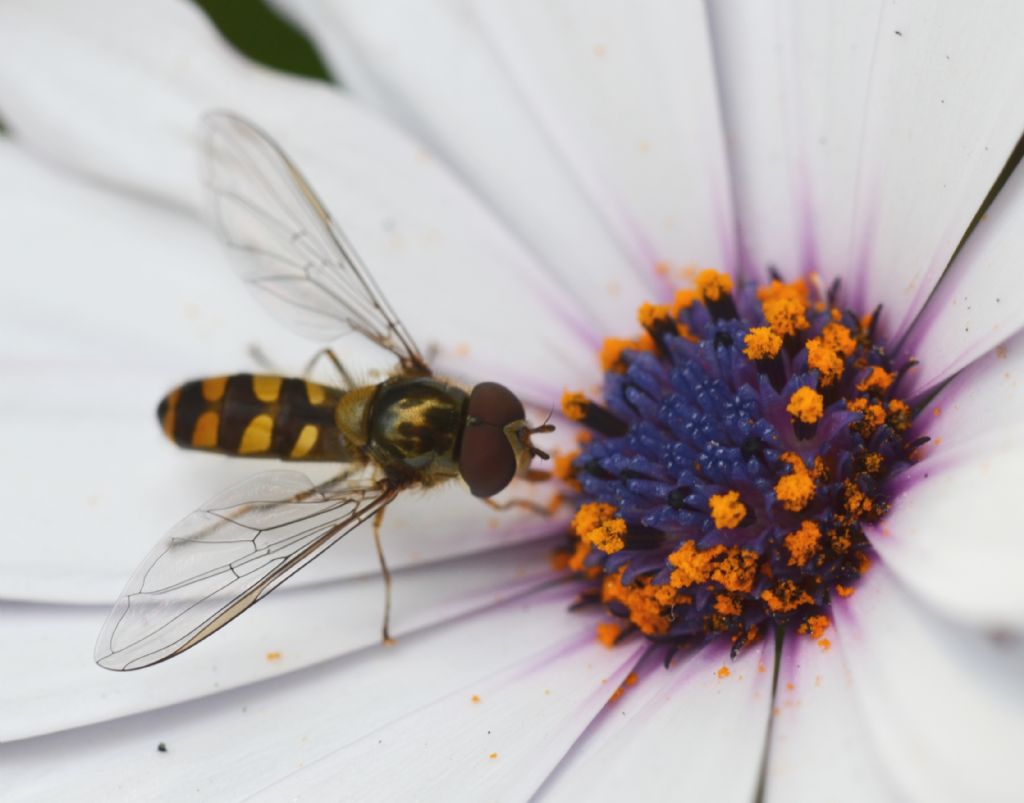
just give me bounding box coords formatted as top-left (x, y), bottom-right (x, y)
top-left (525, 412), bottom-right (556, 461)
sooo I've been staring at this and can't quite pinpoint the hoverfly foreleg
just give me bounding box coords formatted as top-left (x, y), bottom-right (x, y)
top-left (305, 348), bottom-right (357, 390)
top-left (373, 506), bottom-right (396, 646)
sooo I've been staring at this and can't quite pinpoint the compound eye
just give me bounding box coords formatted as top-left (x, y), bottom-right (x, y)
top-left (467, 382), bottom-right (525, 427)
top-left (459, 423), bottom-right (518, 498)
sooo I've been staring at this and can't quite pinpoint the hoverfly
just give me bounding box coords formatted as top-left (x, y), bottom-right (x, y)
top-left (94, 113), bottom-right (553, 671)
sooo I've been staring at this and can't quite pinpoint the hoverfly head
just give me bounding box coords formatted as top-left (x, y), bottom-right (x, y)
top-left (459, 382), bottom-right (554, 498)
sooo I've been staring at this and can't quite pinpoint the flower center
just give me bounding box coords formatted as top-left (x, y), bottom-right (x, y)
top-left (555, 270), bottom-right (923, 656)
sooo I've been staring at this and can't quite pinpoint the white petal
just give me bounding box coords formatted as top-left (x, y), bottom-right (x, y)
top-left (900, 157), bottom-right (1024, 394)
top-left (251, 634), bottom-right (646, 800)
top-left (0, 142), bottom-right (565, 603)
top-left (766, 625), bottom-right (894, 803)
top-left (539, 639), bottom-right (773, 801)
top-left (473, 1), bottom-right (737, 279)
top-left (0, 1), bottom-right (598, 394)
top-left (709, 0), bottom-right (1024, 339)
top-left (275, 0), bottom-right (736, 332)
top-left (0, 539), bottom-right (559, 740)
top-left (0, 587), bottom-right (596, 799)
top-left (831, 567), bottom-right (1024, 802)
top-left (869, 326), bottom-right (1024, 628)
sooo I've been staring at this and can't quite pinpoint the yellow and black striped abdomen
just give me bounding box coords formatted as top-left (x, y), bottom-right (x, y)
top-left (157, 374), bottom-right (352, 462)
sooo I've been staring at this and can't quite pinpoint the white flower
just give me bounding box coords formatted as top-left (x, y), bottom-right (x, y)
top-left (2, 1), bottom-right (1024, 801)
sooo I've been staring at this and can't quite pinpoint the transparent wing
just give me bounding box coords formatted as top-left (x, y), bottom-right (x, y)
top-left (203, 111), bottom-right (430, 374)
top-left (95, 470), bottom-right (400, 671)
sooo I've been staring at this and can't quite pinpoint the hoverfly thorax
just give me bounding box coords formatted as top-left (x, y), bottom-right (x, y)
top-left (458, 382), bottom-right (554, 498)
top-left (366, 377), bottom-right (467, 483)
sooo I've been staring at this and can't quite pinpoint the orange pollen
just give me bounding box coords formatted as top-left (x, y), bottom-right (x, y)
top-left (553, 451), bottom-right (580, 485)
top-left (863, 453), bottom-right (883, 473)
top-left (787, 387), bottom-right (824, 424)
top-left (806, 337), bottom-right (844, 385)
top-left (572, 502), bottom-right (627, 554)
top-left (672, 288), bottom-right (699, 316)
top-left (668, 540), bottom-right (759, 593)
top-left (763, 296), bottom-right (810, 337)
top-left (561, 391), bottom-right (589, 421)
top-left (637, 302), bottom-right (671, 329)
top-left (761, 581), bottom-right (815, 613)
top-left (743, 327), bottom-right (783, 360)
top-left (887, 399), bottom-right (912, 431)
top-left (775, 453), bottom-right (815, 512)
top-left (708, 490), bottom-right (747, 529)
top-left (601, 336), bottom-right (655, 372)
top-left (601, 570), bottom-right (679, 636)
top-left (835, 584), bottom-right (855, 598)
top-left (596, 622), bottom-right (622, 647)
top-left (567, 541), bottom-right (600, 578)
top-left (784, 521), bottom-right (822, 567)
top-left (717, 666), bottom-right (731, 679)
top-left (798, 614), bottom-right (830, 639)
top-left (846, 398), bottom-right (886, 431)
top-left (756, 278), bottom-right (808, 304)
top-left (822, 322), bottom-right (857, 356)
top-left (857, 366), bottom-right (895, 393)
top-left (842, 481), bottom-right (874, 516)
top-left (714, 595), bottom-right (743, 617)
top-left (696, 269), bottom-right (733, 302)
top-left (609, 671), bottom-right (639, 703)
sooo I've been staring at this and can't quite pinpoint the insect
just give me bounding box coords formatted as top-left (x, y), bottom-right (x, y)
top-left (94, 112), bottom-right (554, 671)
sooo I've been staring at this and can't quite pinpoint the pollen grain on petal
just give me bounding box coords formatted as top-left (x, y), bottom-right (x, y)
top-left (596, 622), bottom-right (622, 647)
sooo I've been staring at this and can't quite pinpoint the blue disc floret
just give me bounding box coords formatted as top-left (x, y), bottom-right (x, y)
top-left (556, 271), bottom-right (922, 656)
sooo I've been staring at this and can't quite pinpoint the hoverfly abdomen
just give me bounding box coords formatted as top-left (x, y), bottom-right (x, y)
top-left (366, 377), bottom-right (468, 482)
top-left (157, 374), bottom-right (350, 461)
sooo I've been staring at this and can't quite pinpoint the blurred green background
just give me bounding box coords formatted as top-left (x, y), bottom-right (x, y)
top-left (0, 0), bottom-right (329, 135)
top-left (194, 0), bottom-right (331, 80)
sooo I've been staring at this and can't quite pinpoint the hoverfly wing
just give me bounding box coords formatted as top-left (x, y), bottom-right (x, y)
top-left (94, 470), bottom-right (400, 671)
top-left (202, 111), bottom-right (430, 375)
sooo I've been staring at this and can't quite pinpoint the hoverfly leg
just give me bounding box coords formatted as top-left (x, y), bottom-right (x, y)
top-left (305, 347), bottom-right (357, 389)
top-left (482, 496), bottom-right (556, 518)
top-left (373, 507), bottom-right (396, 646)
